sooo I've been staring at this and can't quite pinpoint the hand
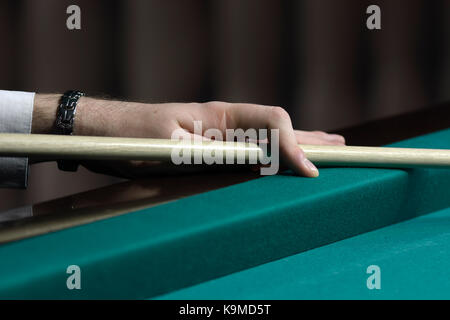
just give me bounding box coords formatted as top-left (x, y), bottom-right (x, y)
top-left (32, 95), bottom-right (345, 178)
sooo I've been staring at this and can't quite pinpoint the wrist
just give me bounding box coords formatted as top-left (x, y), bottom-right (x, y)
top-left (73, 96), bottom-right (125, 137)
top-left (31, 94), bottom-right (59, 134)
top-left (72, 96), bottom-right (95, 136)
top-left (32, 93), bottom-right (99, 136)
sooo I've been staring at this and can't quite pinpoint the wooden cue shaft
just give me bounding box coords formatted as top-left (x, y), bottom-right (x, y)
top-left (0, 133), bottom-right (449, 168)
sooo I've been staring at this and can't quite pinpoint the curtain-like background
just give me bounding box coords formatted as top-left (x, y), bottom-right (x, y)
top-left (1, 0), bottom-right (449, 210)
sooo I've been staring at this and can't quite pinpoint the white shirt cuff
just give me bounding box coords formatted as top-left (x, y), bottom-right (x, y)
top-left (0, 90), bottom-right (35, 188)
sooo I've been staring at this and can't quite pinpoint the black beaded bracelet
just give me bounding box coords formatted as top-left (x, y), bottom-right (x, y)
top-left (55, 90), bottom-right (85, 135)
top-left (54, 90), bottom-right (85, 171)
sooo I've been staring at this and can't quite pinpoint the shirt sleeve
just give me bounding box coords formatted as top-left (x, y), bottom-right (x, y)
top-left (0, 90), bottom-right (35, 188)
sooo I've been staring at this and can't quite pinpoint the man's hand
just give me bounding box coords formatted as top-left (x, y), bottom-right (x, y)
top-left (32, 95), bottom-right (345, 178)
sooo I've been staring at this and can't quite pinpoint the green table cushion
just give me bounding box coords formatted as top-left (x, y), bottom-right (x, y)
top-left (158, 206), bottom-right (450, 300)
top-left (0, 129), bottom-right (449, 299)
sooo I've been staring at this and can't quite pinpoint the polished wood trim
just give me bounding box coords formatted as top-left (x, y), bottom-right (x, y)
top-left (0, 172), bottom-right (259, 243)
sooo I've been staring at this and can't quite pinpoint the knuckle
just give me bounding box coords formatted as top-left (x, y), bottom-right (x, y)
top-left (204, 101), bottom-right (228, 109)
top-left (297, 148), bottom-right (306, 160)
top-left (202, 101), bottom-right (214, 108)
top-left (183, 102), bottom-right (202, 110)
top-left (270, 106), bottom-right (291, 121)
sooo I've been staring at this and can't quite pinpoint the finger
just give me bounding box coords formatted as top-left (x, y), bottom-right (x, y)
top-left (296, 136), bottom-right (346, 146)
top-left (226, 104), bottom-right (319, 177)
top-left (295, 130), bottom-right (346, 144)
top-left (294, 132), bottom-right (346, 146)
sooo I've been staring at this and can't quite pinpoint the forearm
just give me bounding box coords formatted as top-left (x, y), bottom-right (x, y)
top-left (31, 94), bottom-right (143, 137)
top-left (75, 96), bottom-right (147, 137)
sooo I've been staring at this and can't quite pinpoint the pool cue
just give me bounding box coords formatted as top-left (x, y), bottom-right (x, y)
top-left (0, 133), bottom-right (449, 168)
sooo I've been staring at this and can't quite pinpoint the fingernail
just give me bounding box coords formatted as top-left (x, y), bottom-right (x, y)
top-left (303, 158), bottom-right (319, 177)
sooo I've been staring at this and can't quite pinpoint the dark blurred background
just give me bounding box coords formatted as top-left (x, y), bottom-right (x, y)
top-left (1, 0), bottom-right (449, 210)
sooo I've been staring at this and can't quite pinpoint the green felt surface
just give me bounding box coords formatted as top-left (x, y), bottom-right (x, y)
top-left (158, 206), bottom-right (450, 300)
top-left (0, 129), bottom-right (449, 299)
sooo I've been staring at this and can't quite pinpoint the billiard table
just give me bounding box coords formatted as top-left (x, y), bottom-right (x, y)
top-left (0, 104), bottom-right (449, 300)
